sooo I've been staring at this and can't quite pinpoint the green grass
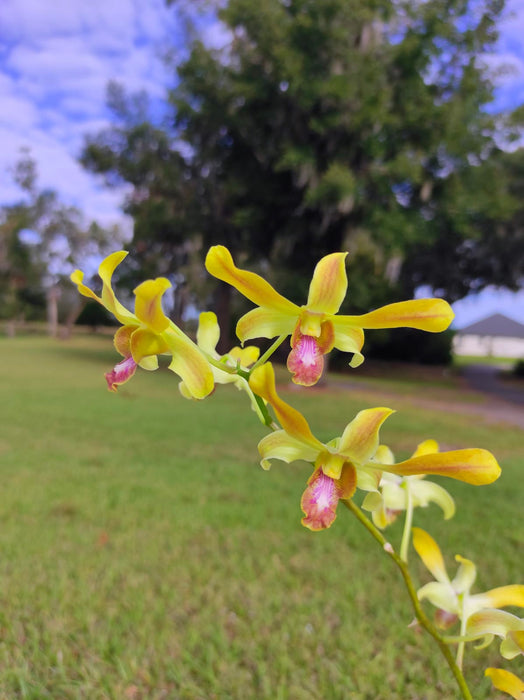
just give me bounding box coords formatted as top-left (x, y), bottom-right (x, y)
top-left (0, 335), bottom-right (522, 699)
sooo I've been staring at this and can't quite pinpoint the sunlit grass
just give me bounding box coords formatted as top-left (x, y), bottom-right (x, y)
top-left (0, 334), bottom-right (522, 699)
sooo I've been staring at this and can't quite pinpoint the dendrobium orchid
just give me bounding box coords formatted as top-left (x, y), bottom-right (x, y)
top-left (205, 245), bottom-right (455, 386)
top-left (485, 668), bottom-right (524, 699)
top-left (361, 440), bottom-right (455, 529)
top-left (71, 251), bottom-right (214, 398)
top-left (413, 528), bottom-right (524, 633)
top-left (248, 363), bottom-right (500, 531)
top-left (179, 311), bottom-right (261, 410)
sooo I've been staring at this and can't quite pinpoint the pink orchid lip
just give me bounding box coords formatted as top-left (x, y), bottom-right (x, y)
top-left (287, 333), bottom-right (324, 386)
top-left (105, 356), bottom-right (137, 392)
top-left (301, 469), bottom-right (340, 531)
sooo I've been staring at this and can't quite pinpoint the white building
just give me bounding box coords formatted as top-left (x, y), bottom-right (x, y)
top-left (453, 313), bottom-right (524, 359)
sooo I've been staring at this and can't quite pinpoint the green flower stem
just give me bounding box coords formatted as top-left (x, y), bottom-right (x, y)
top-left (251, 335), bottom-right (288, 371)
top-left (205, 355), bottom-right (238, 374)
top-left (341, 499), bottom-right (473, 700)
top-left (456, 596), bottom-right (468, 671)
top-left (400, 480), bottom-right (414, 562)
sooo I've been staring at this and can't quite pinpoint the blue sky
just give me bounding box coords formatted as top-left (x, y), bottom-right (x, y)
top-left (0, 0), bottom-right (523, 327)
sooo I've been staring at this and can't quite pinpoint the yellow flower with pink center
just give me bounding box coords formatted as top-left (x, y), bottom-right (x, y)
top-left (71, 251), bottom-right (214, 398)
top-left (205, 245), bottom-right (455, 386)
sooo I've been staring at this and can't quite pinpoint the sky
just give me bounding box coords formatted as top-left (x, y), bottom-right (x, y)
top-left (0, 0), bottom-right (523, 328)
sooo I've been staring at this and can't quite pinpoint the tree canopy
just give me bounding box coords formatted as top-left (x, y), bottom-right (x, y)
top-left (0, 152), bottom-right (123, 334)
top-left (81, 0), bottom-right (524, 329)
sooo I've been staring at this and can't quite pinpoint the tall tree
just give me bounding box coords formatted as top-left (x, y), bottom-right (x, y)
top-left (0, 152), bottom-right (123, 335)
top-left (81, 0), bottom-right (523, 340)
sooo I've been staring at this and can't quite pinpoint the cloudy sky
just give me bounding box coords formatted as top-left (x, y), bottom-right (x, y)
top-left (1, 0), bottom-right (523, 327)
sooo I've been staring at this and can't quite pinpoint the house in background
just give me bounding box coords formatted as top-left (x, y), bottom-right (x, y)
top-left (453, 313), bottom-right (524, 358)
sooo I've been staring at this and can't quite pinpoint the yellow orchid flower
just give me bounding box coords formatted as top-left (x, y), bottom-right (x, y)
top-left (361, 440), bottom-right (455, 529)
top-left (485, 668), bottom-right (524, 699)
top-left (467, 610), bottom-right (524, 659)
top-left (71, 251), bottom-right (214, 398)
top-left (249, 363), bottom-right (500, 531)
top-left (179, 311), bottom-right (260, 406)
top-left (413, 528), bottom-right (524, 632)
top-left (205, 245), bottom-right (454, 386)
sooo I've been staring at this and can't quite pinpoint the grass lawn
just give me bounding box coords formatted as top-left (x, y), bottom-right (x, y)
top-left (0, 334), bottom-right (522, 699)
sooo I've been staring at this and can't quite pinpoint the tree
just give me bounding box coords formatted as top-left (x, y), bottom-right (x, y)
top-left (0, 152), bottom-right (123, 335)
top-left (81, 0), bottom-right (524, 347)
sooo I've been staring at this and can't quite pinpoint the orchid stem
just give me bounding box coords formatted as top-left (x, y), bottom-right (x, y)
top-left (456, 597), bottom-right (467, 671)
top-left (251, 335), bottom-right (288, 371)
top-left (400, 481), bottom-right (413, 562)
top-left (342, 499), bottom-right (473, 700)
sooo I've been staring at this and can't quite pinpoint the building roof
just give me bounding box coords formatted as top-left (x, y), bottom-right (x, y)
top-left (458, 313), bottom-right (524, 339)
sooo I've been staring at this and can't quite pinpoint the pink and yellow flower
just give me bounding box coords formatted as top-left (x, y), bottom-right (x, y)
top-left (71, 251), bottom-right (214, 398)
top-left (205, 245), bottom-right (454, 386)
top-left (249, 363), bottom-right (500, 531)
top-left (413, 528), bottom-right (524, 631)
top-left (485, 668), bottom-right (524, 699)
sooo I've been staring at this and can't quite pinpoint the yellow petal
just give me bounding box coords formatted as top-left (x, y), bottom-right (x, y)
top-left (113, 324), bottom-right (137, 357)
top-left (133, 278), bottom-right (171, 333)
top-left (476, 586), bottom-right (524, 611)
top-left (411, 439), bottom-right (439, 458)
top-left (417, 581), bottom-right (458, 614)
top-left (467, 610), bottom-right (524, 658)
top-left (248, 363), bottom-right (324, 450)
top-left (485, 668), bottom-right (524, 700)
top-left (205, 246), bottom-right (298, 314)
top-left (411, 480), bottom-right (455, 519)
top-left (346, 298), bottom-right (454, 332)
top-left (331, 318), bottom-right (365, 366)
top-left (257, 430), bottom-right (320, 470)
top-left (337, 407), bottom-right (394, 464)
top-left (228, 345), bottom-right (260, 367)
top-left (389, 448), bottom-right (501, 485)
top-left (412, 527), bottom-right (450, 583)
top-left (452, 555), bottom-right (477, 595)
top-left (70, 269), bottom-right (102, 303)
top-left (197, 311), bottom-right (221, 354)
top-left (374, 444), bottom-right (395, 465)
top-left (306, 252), bottom-right (348, 314)
top-left (138, 355), bottom-right (159, 371)
top-left (237, 306), bottom-right (295, 343)
top-left (129, 328), bottom-right (169, 363)
top-left (98, 251), bottom-right (137, 324)
top-left (163, 328), bottom-right (214, 399)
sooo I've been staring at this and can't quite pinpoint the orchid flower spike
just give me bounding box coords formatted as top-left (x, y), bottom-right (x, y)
top-left (249, 363), bottom-right (500, 531)
top-left (205, 245), bottom-right (454, 386)
top-left (71, 251), bottom-right (214, 398)
top-left (361, 440), bottom-right (455, 529)
top-left (413, 528), bottom-right (524, 631)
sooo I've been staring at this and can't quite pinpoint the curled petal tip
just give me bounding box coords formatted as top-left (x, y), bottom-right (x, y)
top-left (105, 356), bottom-right (137, 392)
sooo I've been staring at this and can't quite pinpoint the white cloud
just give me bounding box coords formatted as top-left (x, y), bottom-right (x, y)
top-left (0, 0), bottom-right (178, 233)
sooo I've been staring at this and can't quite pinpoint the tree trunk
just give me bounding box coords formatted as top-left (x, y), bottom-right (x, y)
top-left (47, 285), bottom-right (60, 337)
top-left (215, 281), bottom-right (232, 353)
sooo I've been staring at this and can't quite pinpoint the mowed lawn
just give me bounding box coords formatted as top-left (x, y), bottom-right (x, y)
top-left (0, 334), bottom-right (522, 699)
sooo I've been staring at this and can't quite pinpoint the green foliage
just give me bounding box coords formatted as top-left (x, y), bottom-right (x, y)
top-left (365, 328), bottom-right (455, 365)
top-left (0, 334), bottom-right (521, 698)
top-left (513, 359), bottom-right (524, 378)
top-left (75, 301), bottom-right (116, 327)
top-left (0, 152), bottom-right (122, 329)
top-left (81, 0), bottom-right (524, 323)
